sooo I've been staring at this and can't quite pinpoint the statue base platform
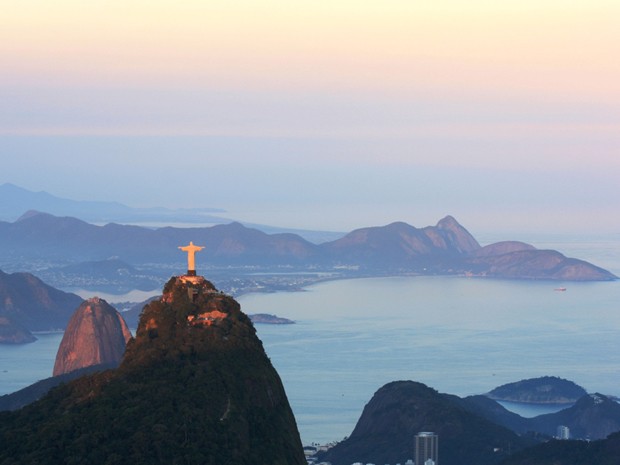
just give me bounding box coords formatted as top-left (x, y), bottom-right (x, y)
top-left (179, 274), bottom-right (206, 286)
top-left (187, 270), bottom-right (196, 276)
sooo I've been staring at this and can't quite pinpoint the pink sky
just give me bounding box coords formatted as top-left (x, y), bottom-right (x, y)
top-left (0, 1), bottom-right (618, 233)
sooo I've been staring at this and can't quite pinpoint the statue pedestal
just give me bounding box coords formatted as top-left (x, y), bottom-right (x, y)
top-left (179, 274), bottom-right (207, 286)
top-left (187, 270), bottom-right (196, 276)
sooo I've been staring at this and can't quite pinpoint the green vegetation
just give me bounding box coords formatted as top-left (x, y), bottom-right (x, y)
top-left (0, 277), bottom-right (305, 465)
top-left (500, 432), bottom-right (620, 465)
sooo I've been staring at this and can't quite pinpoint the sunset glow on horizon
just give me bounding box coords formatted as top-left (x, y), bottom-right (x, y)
top-left (2, 1), bottom-right (619, 97)
top-left (1, 1), bottom-right (618, 233)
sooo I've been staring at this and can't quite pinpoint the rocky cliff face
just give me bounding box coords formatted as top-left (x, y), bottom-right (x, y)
top-left (322, 216), bottom-right (481, 269)
top-left (0, 275), bottom-right (305, 465)
top-left (53, 297), bottom-right (132, 376)
top-left (435, 214), bottom-right (481, 253)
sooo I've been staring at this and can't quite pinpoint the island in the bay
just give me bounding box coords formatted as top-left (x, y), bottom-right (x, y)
top-left (486, 376), bottom-right (588, 404)
top-left (249, 313), bottom-right (295, 325)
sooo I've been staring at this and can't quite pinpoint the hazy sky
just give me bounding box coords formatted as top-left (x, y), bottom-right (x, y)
top-left (1, 1), bottom-right (618, 234)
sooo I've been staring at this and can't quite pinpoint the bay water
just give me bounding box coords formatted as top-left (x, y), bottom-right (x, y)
top-left (243, 275), bottom-right (620, 444)
top-left (1, 233), bottom-right (619, 445)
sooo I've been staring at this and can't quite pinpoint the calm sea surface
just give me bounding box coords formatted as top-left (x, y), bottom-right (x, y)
top-left (1, 234), bottom-right (619, 445)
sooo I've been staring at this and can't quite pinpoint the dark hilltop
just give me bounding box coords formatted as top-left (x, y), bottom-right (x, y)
top-left (0, 274), bottom-right (305, 464)
top-left (318, 379), bottom-right (620, 465)
top-left (319, 381), bottom-right (537, 465)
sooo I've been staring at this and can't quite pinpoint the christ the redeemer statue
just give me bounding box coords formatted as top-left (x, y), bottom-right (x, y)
top-left (178, 241), bottom-right (205, 276)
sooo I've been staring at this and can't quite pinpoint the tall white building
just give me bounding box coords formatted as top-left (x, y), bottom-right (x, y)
top-left (557, 425), bottom-right (570, 440)
top-left (415, 432), bottom-right (439, 465)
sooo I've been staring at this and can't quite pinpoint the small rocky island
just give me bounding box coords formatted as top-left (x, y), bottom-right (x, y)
top-left (249, 313), bottom-right (295, 324)
top-left (486, 376), bottom-right (587, 404)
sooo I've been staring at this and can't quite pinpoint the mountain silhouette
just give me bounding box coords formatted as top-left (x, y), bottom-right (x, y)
top-left (0, 182), bottom-right (227, 224)
top-left (319, 381), bottom-right (535, 465)
top-left (0, 269), bottom-right (83, 343)
top-left (459, 392), bottom-right (620, 441)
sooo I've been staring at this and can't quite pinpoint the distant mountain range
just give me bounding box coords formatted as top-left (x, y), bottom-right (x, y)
top-left (0, 211), bottom-right (615, 290)
top-left (0, 182), bottom-right (228, 225)
top-left (459, 392), bottom-right (620, 441)
top-left (0, 183), bottom-right (342, 243)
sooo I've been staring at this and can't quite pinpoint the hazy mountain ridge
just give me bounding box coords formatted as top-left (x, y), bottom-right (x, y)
top-left (461, 394), bottom-right (620, 464)
top-left (0, 183), bottom-right (342, 243)
top-left (528, 393), bottom-right (620, 440)
top-left (0, 211), bottom-right (614, 288)
top-left (473, 241), bottom-right (537, 257)
top-left (465, 248), bottom-right (613, 281)
top-left (0, 212), bottom-right (318, 265)
top-left (0, 210), bottom-right (615, 340)
top-left (0, 182), bottom-right (227, 224)
top-left (459, 393), bottom-right (620, 440)
top-left (323, 215), bottom-right (481, 268)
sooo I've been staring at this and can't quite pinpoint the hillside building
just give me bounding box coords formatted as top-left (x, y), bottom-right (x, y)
top-left (557, 425), bottom-right (570, 440)
top-left (415, 431), bottom-right (438, 465)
